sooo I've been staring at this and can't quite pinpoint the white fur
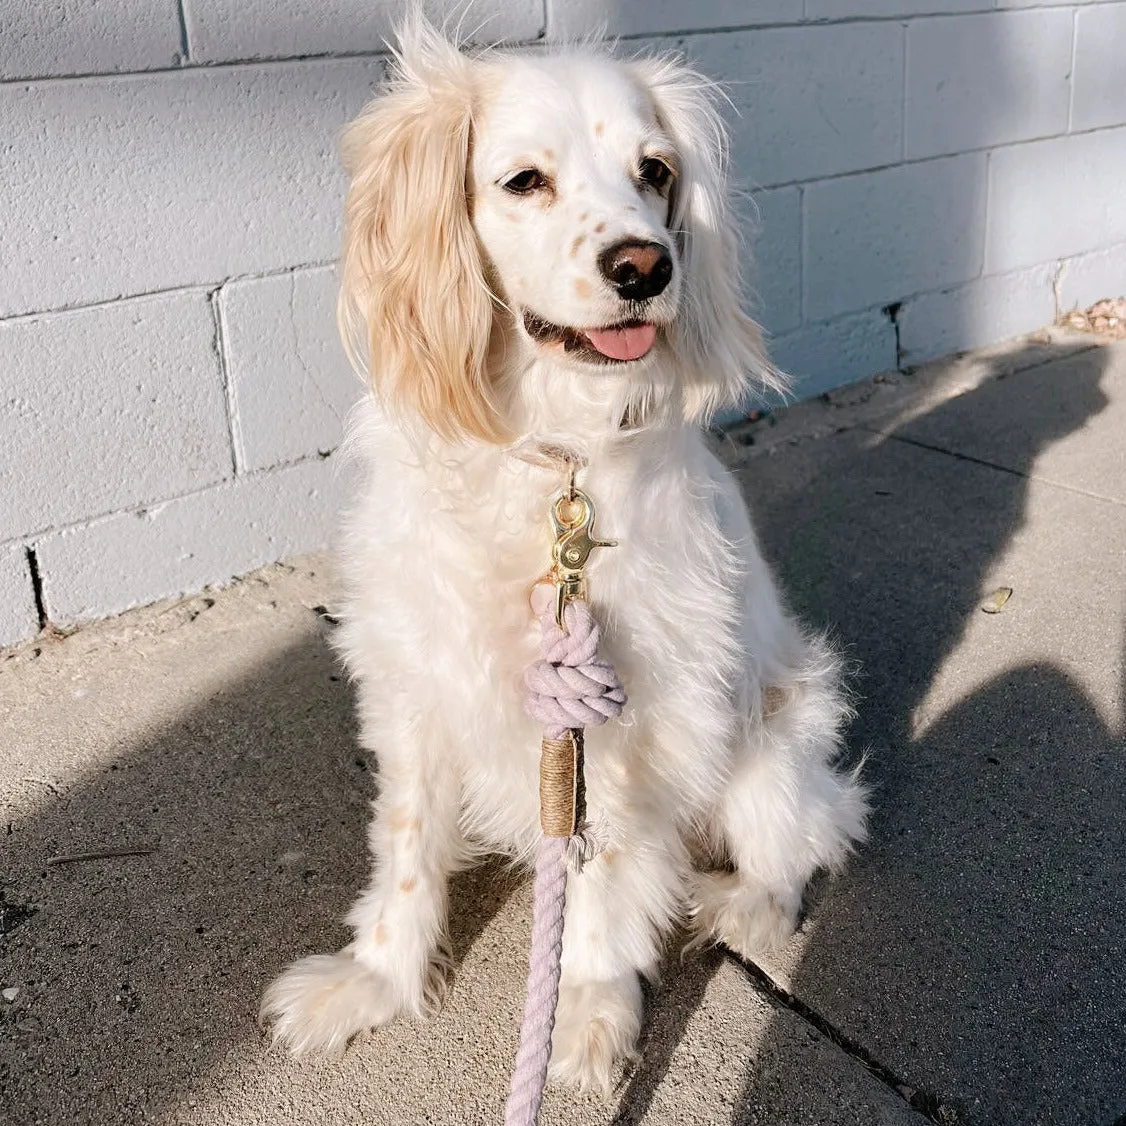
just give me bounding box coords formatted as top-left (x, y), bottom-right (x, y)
top-left (261, 20), bottom-right (868, 1092)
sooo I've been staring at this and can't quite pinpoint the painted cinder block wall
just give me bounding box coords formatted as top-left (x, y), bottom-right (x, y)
top-left (2, 1), bottom-right (1124, 646)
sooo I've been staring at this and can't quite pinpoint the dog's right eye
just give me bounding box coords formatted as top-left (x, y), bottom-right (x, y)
top-left (502, 169), bottom-right (546, 195)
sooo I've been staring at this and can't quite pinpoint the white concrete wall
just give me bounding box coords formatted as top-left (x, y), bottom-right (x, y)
top-left (2, 0), bottom-right (1124, 645)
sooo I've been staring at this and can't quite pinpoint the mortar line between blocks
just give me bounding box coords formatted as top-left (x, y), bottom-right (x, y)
top-left (866, 426), bottom-right (1126, 509)
top-left (0, 51), bottom-right (389, 86)
top-left (0, 34), bottom-right (537, 87)
top-left (899, 21), bottom-right (908, 164)
top-left (982, 148), bottom-right (995, 277)
top-left (0, 452), bottom-right (336, 551)
top-left (798, 185), bottom-right (807, 324)
top-left (722, 947), bottom-right (954, 1123)
top-left (608, 4), bottom-right (1109, 41)
top-left (1067, 7), bottom-right (1079, 133)
top-left (3, 7), bottom-right (1118, 85)
top-left (209, 286), bottom-right (241, 476)
top-left (795, 235), bottom-right (1126, 332)
top-left (746, 121), bottom-right (1126, 195)
top-left (175, 0), bottom-right (192, 63)
top-left (0, 262), bottom-right (336, 325)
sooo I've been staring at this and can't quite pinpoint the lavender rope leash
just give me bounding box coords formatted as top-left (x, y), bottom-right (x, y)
top-left (504, 549), bottom-right (624, 1126)
top-left (503, 835), bottom-right (567, 1126)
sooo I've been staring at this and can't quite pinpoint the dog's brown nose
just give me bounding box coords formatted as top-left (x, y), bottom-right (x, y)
top-left (597, 239), bottom-right (673, 301)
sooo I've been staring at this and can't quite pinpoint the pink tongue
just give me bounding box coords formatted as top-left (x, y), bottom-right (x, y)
top-left (583, 323), bottom-right (657, 361)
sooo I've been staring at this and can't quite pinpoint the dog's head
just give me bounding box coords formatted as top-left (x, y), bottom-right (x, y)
top-left (338, 20), bottom-right (782, 445)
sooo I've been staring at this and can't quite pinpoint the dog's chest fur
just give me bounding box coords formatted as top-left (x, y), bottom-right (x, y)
top-left (335, 403), bottom-right (753, 854)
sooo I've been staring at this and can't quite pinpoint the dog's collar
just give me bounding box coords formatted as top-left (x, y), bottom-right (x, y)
top-left (507, 440), bottom-right (588, 477)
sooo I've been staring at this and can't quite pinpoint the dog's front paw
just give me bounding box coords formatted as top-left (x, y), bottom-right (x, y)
top-left (690, 870), bottom-right (799, 958)
top-left (259, 950), bottom-right (402, 1055)
top-left (549, 975), bottom-right (642, 1094)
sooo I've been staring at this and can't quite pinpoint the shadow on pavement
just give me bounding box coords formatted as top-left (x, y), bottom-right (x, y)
top-left (0, 631), bottom-right (516, 1124)
top-left (611, 949), bottom-right (725, 1126)
top-left (732, 340), bottom-right (1126, 1126)
top-left (3, 341), bottom-right (1121, 1126)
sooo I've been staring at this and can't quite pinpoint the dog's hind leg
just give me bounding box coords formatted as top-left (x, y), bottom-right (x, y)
top-left (261, 701), bottom-right (464, 1054)
top-left (691, 636), bottom-right (868, 959)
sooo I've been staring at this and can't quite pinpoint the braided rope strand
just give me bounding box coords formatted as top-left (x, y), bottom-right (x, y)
top-left (503, 835), bottom-right (568, 1126)
top-left (504, 585), bottom-right (625, 1126)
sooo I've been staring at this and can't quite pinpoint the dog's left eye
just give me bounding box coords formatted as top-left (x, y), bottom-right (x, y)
top-left (638, 157), bottom-right (674, 192)
top-left (502, 169), bottom-right (547, 195)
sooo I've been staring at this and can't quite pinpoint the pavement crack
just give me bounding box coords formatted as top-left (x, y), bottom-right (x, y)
top-left (722, 946), bottom-right (960, 1124)
top-left (870, 428), bottom-right (1126, 508)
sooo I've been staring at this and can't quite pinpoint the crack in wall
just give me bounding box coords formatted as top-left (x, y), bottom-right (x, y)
top-left (288, 271), bottom-right (342, 424)
top-left (24, 546), bottom-right (48, 631)
top-left (883, 300), bottom-right (904, 370)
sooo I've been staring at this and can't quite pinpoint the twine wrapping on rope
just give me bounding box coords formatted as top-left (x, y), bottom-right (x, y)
top-left (503, 585), bottom-right (625, 1126)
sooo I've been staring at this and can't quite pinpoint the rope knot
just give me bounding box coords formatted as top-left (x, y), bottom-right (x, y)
top-left (524, 586), bottom-right (626, 741)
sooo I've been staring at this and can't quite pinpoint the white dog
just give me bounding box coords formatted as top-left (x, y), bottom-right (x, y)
top-left (261, 20), bottom-right (868, 1092)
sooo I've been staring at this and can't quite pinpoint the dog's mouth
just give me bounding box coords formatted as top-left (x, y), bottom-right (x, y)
top-left (522, 312), bottom-right (658, 364)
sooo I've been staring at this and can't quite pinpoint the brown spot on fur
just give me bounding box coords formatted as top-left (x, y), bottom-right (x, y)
top-left (601, 849), bottom-right (618, 866)
top-left (574, 277), bottom-right (593, 299)
top-left (763, 685), bottom-right (789, 717)
top-left (543, 148), bottom-right (555, 160)
top-left (408, 817), bottom-right (423, 832)
top-left (570, 234), bottom-right (586, 258)
top-left (388, 806), bottom-right (409, 831)
top-left (375, 923), bottom-right (388, 944)
top-left (594, 221), bottom-right (606, 234)
top-left (594, 121), bottom-right (604, 137)
top-left (399, 877), bottom-right (417, 894)
top-left (578, 211), bottom-right (589, 222)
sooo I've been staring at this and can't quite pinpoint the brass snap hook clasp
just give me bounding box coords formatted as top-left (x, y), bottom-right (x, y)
top-left (549, 487), bottom-right (617, 629)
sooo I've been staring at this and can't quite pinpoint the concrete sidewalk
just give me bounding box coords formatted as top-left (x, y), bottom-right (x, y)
top-left (2, 333), bottom-right (1123, 1126)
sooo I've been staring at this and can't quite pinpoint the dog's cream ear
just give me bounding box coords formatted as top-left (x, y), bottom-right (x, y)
top-left (633, 57), bottom-right (788, 423)
top-left (338, 25), bottom-right (503, 444)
